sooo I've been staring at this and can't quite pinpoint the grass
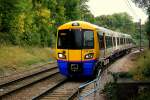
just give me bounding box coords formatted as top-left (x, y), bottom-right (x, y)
top-left (130, 50), bottom-right (150, 80)
top-left (0, 46), bottom-right (56, 76)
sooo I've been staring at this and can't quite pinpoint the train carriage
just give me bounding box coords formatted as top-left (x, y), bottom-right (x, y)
top-left (56, 21), bottom-right (133, 77)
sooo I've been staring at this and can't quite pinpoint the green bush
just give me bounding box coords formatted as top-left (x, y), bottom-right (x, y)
top-left (135, 88), bottom-right (150, 100)
top-left (103, 82), bottom-right (118, 100)
top-left (130, 51), bottom-right (150, 80)
top-left (114, 72), bottom-right (133, 79)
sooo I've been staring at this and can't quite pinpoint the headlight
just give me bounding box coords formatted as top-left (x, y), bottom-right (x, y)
top-left (85, 53), bottom-right (94, 59)
top-left (58, 53), bottom-right (66, 59)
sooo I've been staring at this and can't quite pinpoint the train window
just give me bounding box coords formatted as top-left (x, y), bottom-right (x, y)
top-left (120, 38), bottom-right (123, 45)
top-left (83, 30), bottom-right (94, 49)
top-left (120, 38), bottom-right (122, 45)
top-left (106, 36), bottom-right (112, 48)
top-left (113, 37), bottom-right (116, 46)
top-left (57, 29), bottom-right (82, 49)
top-left (120, 38), bottom-right (121, 45)
top-left (106, 36), bottom-right (108, 48)
top-left (98, 32), bottom-right (104, 49)
top-left (123, 38), bottom-right (125, 44)
top-left (124, 38), bottom-right (126, 44)
top-left (117, 37), bottom-right (120, 45)
top-left (127, 38), bottom-right (129, 44)
top-left (129, 39), bottom-right (131, 44)
top-left (58, 30), bottom-right (69, 49)
top-left (110, 37), bottom-right (112, 47)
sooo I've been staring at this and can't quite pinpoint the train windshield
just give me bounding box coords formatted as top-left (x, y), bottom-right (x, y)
top-left (57, 29), bottom-right (94, 49)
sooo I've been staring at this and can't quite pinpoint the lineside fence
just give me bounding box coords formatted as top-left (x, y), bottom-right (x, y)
top-left (77, 69), bottom-right (102, 100)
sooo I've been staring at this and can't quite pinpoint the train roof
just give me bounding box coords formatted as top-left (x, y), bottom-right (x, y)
top-left (58, 21), bottom-right (98, 30)
top-left (58, 21), bottom-right (132, 38)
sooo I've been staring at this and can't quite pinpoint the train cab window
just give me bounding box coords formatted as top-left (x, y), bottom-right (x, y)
top-left (98, 32), bottom-right (104, 49)
top-left (83, 30), bottom-right (94, 49)
top-left (57, 29), bottom-right (82, 49)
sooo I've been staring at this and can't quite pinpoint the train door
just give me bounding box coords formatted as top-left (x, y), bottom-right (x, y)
top-left (68, 29), bottom-right (82, 62)
top-left (98, 31), bottom-right (105, 59)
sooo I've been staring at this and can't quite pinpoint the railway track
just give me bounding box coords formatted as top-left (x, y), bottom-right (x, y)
top-left (0, 64), bottom-right (58, 96)
top-left (0, 63), bottom-right (67, 100)
top-left (34, 81), bottom-right (80, 100)
top-left (0, 49), bottom-right (138, 100)
top-left (0, 63), bottom-right (83, 100)
top-left (1, 73), bottom-right (67, 100)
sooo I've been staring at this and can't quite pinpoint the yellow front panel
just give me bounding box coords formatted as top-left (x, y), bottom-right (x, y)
top-left (68, 50), bottom-right (81, 61)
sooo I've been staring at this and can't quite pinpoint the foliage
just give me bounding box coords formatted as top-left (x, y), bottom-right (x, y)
top-left (113, 72), bottom-right (133, 79)
top-left (135, 89), bottom-right (150, 100)
top-left (0, 46), bottom-right (55, 76)
top-left (103, 82), bottom-right (118, 100)
top-left (0, 46), bottom-right (53, 73)
top-left (0, 0), bottom-right (147, 47)
top-left (0, 0), bottom-right (90, 47)
top-left (103, 82), bottom-right (150, 100)
top-left (130, 50), bottom-right (150, 80)
top-left (95, 13), bottom-right (136, 34)
top-left (131, 0), bottom-right (150, 10)
top-left (132, 0), bottom-right (150, 48)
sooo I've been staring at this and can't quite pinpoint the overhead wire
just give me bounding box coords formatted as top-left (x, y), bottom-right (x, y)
top-left (123, 0), bottom-right (140, 20)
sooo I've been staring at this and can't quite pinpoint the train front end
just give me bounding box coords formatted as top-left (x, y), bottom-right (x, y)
top-left (56, 21), bottom-right (98, 77)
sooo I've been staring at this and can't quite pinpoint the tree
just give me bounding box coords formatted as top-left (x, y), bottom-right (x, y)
top-left (0, 0), bottom-right (33, 45)
top-left (79, 0), bottom-right (95, 23)
top-left (132, 0), bottom-right (150, 49)
top-left (64, 0), bottom-right (81, 20)
top-left (95, 13), bottom-right (136, 34)
top-left (0, 0), bottom-right (92, 47)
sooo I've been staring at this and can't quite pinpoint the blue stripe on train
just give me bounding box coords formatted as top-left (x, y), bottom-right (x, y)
top-left (57, 59), bottom-right (97, 77)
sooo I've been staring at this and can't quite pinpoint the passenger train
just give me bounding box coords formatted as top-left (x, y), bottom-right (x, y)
top-left (56, 21), bottom-right (133, 77)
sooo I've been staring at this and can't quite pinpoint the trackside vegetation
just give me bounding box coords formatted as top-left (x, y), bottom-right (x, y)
top-left (0, 0), bottom-right (150, 99)
top-left (103, 50), bottom-right (150, 100)
top-left (0, 0), bottom-right (148, 75)
top-left (0, 46), bottom-right (55, 76)
top-left (130, 50), bottom-right (150, 80)
top-left (0, 0), bottom-right (148, 47)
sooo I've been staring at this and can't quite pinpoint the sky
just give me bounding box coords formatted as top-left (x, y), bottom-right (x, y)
top-left (87, 0), bottom-right (148, 24)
